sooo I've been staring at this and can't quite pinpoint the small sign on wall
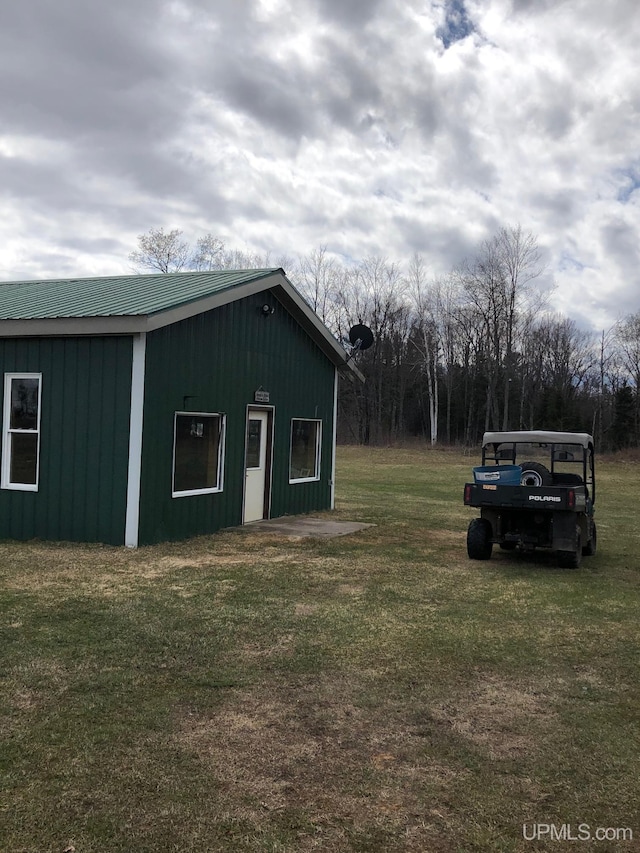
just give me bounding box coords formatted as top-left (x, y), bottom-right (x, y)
top-left (254, 389), bottom-right (270, 403)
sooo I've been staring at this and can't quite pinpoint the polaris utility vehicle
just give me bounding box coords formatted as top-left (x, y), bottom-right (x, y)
top-left (463, 431), bottom-right (596, 568)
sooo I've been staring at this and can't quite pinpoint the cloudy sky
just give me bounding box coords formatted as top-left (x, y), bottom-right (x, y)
top-left (1, 0), bottom-right (639, 329)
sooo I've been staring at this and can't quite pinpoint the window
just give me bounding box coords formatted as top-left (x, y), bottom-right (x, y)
top-left (246, 418), bottom-right (262, 469)
top-left (289, 419), bottom-right (321, 482)
top-left (172, 412), bottom-right (225, 497)
top-left (2, 373), bottom-right (42, 491)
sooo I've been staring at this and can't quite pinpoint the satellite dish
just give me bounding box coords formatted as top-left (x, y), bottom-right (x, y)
top-left (348, 323), bottom-right (374, 352)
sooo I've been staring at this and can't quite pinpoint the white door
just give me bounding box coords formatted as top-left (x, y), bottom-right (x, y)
top-left (243, 410), bottom-right (270, 523)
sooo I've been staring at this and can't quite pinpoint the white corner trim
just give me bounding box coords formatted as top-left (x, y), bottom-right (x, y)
top-left (331, 367), bottom-right (338, 510)
top-left (125, 333), bottom-right (146, 547)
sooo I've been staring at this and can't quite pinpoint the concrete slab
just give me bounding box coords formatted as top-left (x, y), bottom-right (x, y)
top-left (244, 516), bottom-right (374, 538)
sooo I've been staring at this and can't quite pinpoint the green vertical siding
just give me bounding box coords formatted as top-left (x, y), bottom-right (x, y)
top-left (138, 290), bottom-right (335, 544)
top-left (0, 336), bottom-right (132, 544)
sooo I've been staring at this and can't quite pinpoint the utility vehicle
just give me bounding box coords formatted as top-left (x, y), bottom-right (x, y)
top-left (463, 430), bottom-right (596, 568)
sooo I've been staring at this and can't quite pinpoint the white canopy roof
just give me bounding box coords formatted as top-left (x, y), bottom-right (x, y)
top-left (482, 430), bottom-right (594, 449)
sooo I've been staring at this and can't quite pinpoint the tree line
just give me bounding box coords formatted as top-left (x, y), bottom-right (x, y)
top-left (129, 226), bottom-right (640, 451)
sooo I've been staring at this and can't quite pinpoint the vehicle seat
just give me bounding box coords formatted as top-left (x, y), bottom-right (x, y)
top-left (552, 473), bottom-right (583, 486)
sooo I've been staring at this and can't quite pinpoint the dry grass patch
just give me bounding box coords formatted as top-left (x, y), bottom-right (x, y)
top-left (294, 602), bottom-right (320, 616)
top-left (176, 675), bottom-right (466, 852)
top-left (0, 536), bottom-right (303, 601)
top-left (430, 675), bottom-right (555, 761)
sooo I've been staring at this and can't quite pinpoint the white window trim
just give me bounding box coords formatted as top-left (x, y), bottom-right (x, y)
top-left (172, 411), bottom-right (226, 498)
top-left (1, 372), bottom-right (42, 492)
top-left (289, 418), bottom-right (322, 484)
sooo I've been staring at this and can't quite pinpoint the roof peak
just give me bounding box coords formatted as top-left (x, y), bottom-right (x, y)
top-left (0, 267), bottom-right (281, 288)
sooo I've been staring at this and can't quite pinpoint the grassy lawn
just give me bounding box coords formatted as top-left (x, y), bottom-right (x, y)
top-left (1, 446), bottom-right (639, 852)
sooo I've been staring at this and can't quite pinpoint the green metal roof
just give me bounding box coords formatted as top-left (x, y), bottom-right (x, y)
top-left (0, 267), bottom-right (364, 380)
top-left (0, 269), bottom-right (280, 319)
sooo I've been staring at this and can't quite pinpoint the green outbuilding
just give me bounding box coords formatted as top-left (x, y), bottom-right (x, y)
top-left (0, 268), bottom-right (361, 546)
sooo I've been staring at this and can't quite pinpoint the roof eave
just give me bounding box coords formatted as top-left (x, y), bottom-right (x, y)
top-left (0, 315), bottom-right (145, 336)
top-left (270, 275), bottom-right (363, 380)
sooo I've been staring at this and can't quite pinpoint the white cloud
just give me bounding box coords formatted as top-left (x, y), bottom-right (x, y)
top-left (0, 0), bottom-right (639, 327)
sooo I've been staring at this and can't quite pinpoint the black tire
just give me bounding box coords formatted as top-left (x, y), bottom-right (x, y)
top-left (557, 525), bottom-right (582, 569)
top-left (520, 461), bottom-right (552, 487)
top-left (467, 518), bottom-right (493, 560)
top-left (582, 520), bottom-right (597, 556)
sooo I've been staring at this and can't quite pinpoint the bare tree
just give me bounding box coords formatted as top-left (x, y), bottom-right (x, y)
top-left (614, 312), bottom-right (640, 390)
top-left (495, 225), bottom-right (546, 428)
top-left (613, 312), bottom-right (640, 438)
top-left (520, 315), bottom-right (595, 429)
top-left (124, 225), bottom-right (635, 448)
top-left (455, 225), bottom-right (546, 431)
top-left (333, 257), bottom-right (408, 443)
top-left (129, 229), bottom-right (283, 276)
top-left (407, 255), bottom-right (440, 445)
top-left (454, 236), bottom-right (505, 431)
top-left (453, 301), bottom-right (486, 444)
top-left (220, 246), bottom-right (291, 271)
top-left (295, 246), bottom-right (341, 331)
top-left (191, 234), bottom-right (226, 270)
top-left (129, 227), bottom-right (191, 273)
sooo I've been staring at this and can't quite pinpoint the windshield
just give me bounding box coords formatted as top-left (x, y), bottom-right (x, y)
top-left (485, 442), bottom-right (586, 474)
